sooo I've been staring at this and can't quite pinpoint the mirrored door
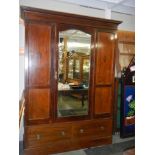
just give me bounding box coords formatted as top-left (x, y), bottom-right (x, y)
top-left (57, 28), bottom-right (91, 118)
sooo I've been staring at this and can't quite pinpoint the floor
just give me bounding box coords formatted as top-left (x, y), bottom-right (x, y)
top-left (84, 139), bottom-right (134, 155)
top-left (19, 134), bottom-right (135, 155)
top-left (51, 134), bottom-right (135, 155)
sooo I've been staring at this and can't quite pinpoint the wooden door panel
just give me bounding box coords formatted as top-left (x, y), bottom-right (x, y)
top-left (95, 32), bottom-right (114, 85)
top-left (28, 23), bottom-right (51, 86)
top-left (28, 89), bottom-right (50, 120)
top-left (95, 87), bottom-right (112, 115)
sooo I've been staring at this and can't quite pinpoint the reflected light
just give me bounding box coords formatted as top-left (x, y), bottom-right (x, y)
top-left (114, 33), bottom-right (117, 39)
top-left (67, 42), bottom-right (90, 49)
top-left (110, 33), bottom-right (117, 40)
top-left (25, 57), bottom-right (28, 70)
top-left (110, 34), bottom-right (114, 40)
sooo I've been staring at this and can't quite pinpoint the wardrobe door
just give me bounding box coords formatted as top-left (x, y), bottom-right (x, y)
top-left (56, 26), bottom-right (93, 120)
top-left (94, 31), bottom-right (115, 117)
top-left (26, 23), bottom-right (52, 124)
top-left (27, 23), bottom-right (51, 87)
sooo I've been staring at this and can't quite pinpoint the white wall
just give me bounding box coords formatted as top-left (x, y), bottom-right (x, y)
top-left (19, 55), bottom-right (24, 99)
top-left (20, 0), bottom-right (106, 18)
top-left (19, 54), bottom-right (24, 141)
top-left (20, 0), bottom-right (135, 31)
top-left (19, 19), bottom-right (25, 142)
top-left (19, 21), bottom-right (25, 100)
top-left (111, 12), bottom-right (135, 31)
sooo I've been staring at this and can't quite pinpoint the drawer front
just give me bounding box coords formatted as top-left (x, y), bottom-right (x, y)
top-left (72, 119), bottom-right (112, 138)
top-left (25, 125), bottom-right (72, 147)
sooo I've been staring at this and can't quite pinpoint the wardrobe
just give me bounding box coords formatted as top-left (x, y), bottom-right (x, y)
top-left (21, 6), bottom-right (121, 155)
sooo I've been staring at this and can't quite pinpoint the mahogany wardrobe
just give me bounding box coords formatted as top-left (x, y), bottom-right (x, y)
top-left (21, 6), bottom-right (121, 155)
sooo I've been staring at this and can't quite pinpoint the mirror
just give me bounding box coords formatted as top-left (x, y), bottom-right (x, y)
top-left (57, 29), bottom-right (91, 117)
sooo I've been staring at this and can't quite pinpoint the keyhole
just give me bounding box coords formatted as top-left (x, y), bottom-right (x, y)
top-left (61, 131), bottom-right (65, 136)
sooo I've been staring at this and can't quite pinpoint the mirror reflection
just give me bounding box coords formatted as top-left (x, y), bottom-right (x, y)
top-left (57, 29), bottom-right (91, 117)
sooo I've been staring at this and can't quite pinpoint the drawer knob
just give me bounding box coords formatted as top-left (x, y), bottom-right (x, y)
top-left (80, 129), bottom-right (84, 133)
top-left (100, 126), bottom-right (105, 130)
top-left (36, 134), bottom-right (41, 140)
top-left (61, 131), bottom-right (65, 136)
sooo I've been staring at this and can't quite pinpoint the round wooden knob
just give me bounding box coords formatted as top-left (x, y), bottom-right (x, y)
top-left (80, 129), bottom-right (84, 133)
top-left (36, 134), bottom-right (41, 140)
top-left (100, 126), bottom-right (105, 130)
top-left (61, 131), bottom-right (65, 136)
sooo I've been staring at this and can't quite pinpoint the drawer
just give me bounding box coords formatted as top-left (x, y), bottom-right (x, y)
top-left (72, 119), bottom-right (112, 138)
top-left (25, 125), bottom-right (72, 147)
